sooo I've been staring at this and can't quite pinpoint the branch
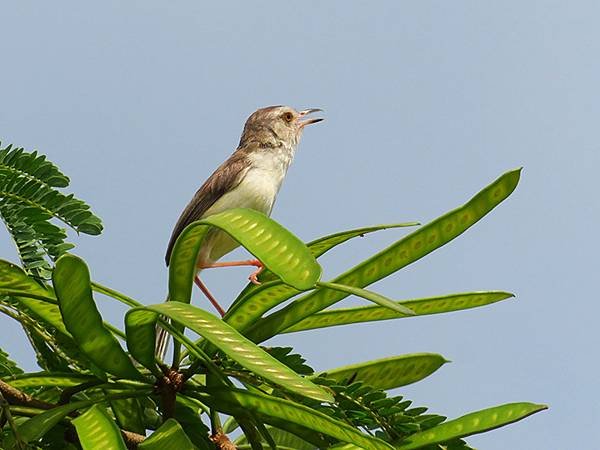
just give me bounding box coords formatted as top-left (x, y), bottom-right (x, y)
top-left (210, 431), bottom-right (237, 450)
top-left (122, 429), bottom-right (145, 449)
top-left (0, 379), bottom-right (54, 410)
top-left (0, 390), bottom-right (26, 449)
top-left (0, 379), bottom-right (146, 448)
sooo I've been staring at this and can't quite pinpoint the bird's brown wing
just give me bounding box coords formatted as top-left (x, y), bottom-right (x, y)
top-left (165, 150), bottom-right (250, 265)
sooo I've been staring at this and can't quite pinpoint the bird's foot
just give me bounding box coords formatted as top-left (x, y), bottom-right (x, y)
top-left (248, 262), bottom-right (265, 285)
top-left (199, 259), bottom-right (265, 285)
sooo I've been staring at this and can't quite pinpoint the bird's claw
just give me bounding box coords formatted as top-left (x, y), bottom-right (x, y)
top-left (248, 262), bottom-right (264, 285)
top-left (249, 273), bottom-right (262, 285)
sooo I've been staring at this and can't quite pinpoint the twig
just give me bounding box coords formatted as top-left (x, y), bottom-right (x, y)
top-left (91, 281), bottom-right (143, 308)
top-left (0, 379), bottom-right (147, 448)
top-left (0, 390), bottom-right (26, 449)
top-left (0, 379), bottom-right (54, 410)
top-left (58, 379), bottom-right (104, 405)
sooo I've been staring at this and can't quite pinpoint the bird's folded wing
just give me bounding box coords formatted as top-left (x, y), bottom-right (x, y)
top-left (165, 149), bottom-right (251, 265)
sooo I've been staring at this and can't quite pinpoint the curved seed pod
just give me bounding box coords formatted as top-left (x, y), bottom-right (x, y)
top-left (126, 302), bottom-right (333, 403)
top-left (397, 402), bottom-right (548, 449)
top-left (53, 254), bottom-right (143, 380)
top-left (199, 388), bottom-right (394, 450)
top-left (284, 291), bottom-right (514, 333)
top-left (168, 208), bottom-right (321, 307)
top-left (73, 405), bottom-right (127, 450)
top-left (248, 169), bottom-right (522, 343)
top-left (227, 223), bottom-right (418, 331)
top-left (138, 418), bottom-right (196, 450)
top-left (316, 353), bottom-right (448, 390)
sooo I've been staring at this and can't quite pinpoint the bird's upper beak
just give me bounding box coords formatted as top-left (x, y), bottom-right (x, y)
top-left (298, 108), bottom-right (324, 127)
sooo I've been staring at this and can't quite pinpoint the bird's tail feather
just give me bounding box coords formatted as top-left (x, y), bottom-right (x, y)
top-left (154, 294), bottom-right (170, 362)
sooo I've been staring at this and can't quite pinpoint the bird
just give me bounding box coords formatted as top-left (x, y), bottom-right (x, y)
top-left (165, 105), bottom-right (323, 317)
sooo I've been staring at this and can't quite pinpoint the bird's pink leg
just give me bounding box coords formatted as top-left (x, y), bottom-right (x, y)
top-left (198, 259), bottom-right (265, 285)
top-left (194, 276), bottom-right (226, 317)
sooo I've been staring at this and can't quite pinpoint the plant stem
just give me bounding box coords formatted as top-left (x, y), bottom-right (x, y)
top-left (254, 419), bottom-right (277, 449)
top-left (58, 379), bottom-right (105, 405)
top-left (0, 289), bottom-right (57, 304)
top-left (0, 391), bottom-right (26, 449)
top-left (91, 281), bottom-right (143, 308)
top-left (237, 418), bottom-right (263, 450)
top-left (104, 322), bottom-right (127, 340)
top-left (158, 319), bottom-right (230, 385)
top-left (210, 406), bottom-right (223, 435)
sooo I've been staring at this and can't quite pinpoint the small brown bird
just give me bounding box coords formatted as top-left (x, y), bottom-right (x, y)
top-left (165, 105), bottom-right (323, 316)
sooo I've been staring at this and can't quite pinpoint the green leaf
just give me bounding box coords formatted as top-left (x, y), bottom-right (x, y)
top-left (201, 209), bottom-right (321, 290)
top-left (126, 302), bottom-right (333, 402)
top-left (197, 388), bottom-right (393, 450)
top-left (264, 346), bottom-right (314, 375)
top-left (306, 223), bottom-right (420, 258)
top-left (234, 222), bottom-right (419, 298)
top-left (173, 397), bottom-right (212, 449)
top-left (317, 353), bottom-right (448, 390)
top-left (0, 297), bottom-right (108, 374)
top-left (0, 259), bottom-right (55, 301)
top-left (0, 143), bottom-right (103, 279)
top-left (124, 307), bottom-right (160, 375)
top-left (225, 281), bottom-right (301, 331)
top-left (3, 372), bottom-right (96, 389)
top-left (0, 200), bottom-right (55, 279)
top-left (235, 426), bottom-right (317, 450)
top-left (397, 402), bottom-right (548, 449)
top-left (0, 259), bottom-right (69, 334)
top-left (18, 400), bottom-right (93, 443)
top-left (139, 418), bottom-right (198, 450)
top-left (1, 295), bottom-right (68, 338)
top-left (251, 416), bottom-right (332, 448)
top-left (0, 260), bottom-right (80, 368)
top-left (72, 405), bottom-right (128, 450)
top-left (316, 282), bottom-right (415, 316)
top-left (0, 144), bottom-right (69, 187)
top-left (168, 209), bottom-right (321, 308)
top-left (284, 291), bottom-right (514, 333)
top-left (17, 325), bottom-right (72, 373)
top-left (0, 348), bottom-right (23, 377)
top-left (247, 168), bottom-right (522, 342)
top-left (0, 166), bottom-right (102, 235)
top-left (227, 223), bottom-right (418, 331)
top-left (53, 254), bottom-right (142, 380)
top-left (109, 395), bottom-right (145, 434)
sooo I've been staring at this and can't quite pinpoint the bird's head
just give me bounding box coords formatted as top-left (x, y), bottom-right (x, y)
top-left (239, 105), bottom-right (323, 148)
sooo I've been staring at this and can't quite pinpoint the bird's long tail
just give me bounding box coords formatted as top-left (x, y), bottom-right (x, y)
top-left (154, 295), bottom-right (170, 362)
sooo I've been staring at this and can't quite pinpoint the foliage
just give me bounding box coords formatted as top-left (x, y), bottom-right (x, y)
top-left (0, 142), bottom-right (102, 280)
top-left (0, 144), bottom-right (546, 449)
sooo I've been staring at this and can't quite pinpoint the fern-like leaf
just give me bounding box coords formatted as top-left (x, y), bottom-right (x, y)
top-left (307, 377), bottom-right (448, 443)
top-left (0, 347), bottom-right (23, 377)
top-left (264, 346), bottom-right (315, 375)
top-left (0, 145), bottom-right (69, 187)
top-left (0, 142), bottom-right (102, 279)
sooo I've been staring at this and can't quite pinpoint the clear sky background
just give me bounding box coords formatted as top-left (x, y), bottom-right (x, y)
top-left (1, 2), bottom-right (598, 449)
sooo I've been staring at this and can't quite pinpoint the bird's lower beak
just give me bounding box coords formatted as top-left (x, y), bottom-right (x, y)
top-left (298, 108), bottom-right (324, 127)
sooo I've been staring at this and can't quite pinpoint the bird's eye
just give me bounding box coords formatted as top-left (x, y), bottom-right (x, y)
top-left (282, 112), bottom-right (294, 122)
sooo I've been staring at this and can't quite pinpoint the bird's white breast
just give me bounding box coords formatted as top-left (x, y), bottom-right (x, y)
top-left (199, 145), bottom-right (296, 264)
top-left (207, 147), bottom-right (293, 217)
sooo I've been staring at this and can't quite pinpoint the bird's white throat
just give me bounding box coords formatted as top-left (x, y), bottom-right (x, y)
top-left (240, 143), bottom-right (296, 212)
top-left (204, 143), bottom-right (297, 220)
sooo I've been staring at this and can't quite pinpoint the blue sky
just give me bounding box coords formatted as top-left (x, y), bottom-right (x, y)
top-left (1, 2), bottom-right (599, 448)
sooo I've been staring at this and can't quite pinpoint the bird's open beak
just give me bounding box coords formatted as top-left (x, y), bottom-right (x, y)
top-left (298, 108), bottom-right (324, 127)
